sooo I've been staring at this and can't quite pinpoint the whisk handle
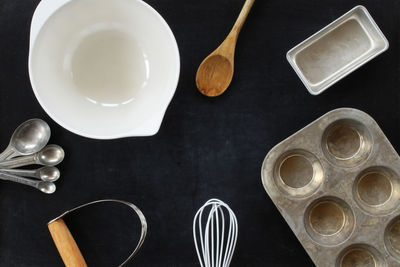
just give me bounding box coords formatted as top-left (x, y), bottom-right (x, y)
top-left (48, 219), bottom-right (87, 267)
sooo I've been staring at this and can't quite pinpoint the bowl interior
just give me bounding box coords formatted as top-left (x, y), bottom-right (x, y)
top-left (30, 0), bottom-right (179, 138)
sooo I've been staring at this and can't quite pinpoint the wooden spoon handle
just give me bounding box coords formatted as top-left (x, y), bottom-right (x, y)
top-left (48, 219), bottom-right (88, 267)
top-left (231, 0), bottom-right (255, 35)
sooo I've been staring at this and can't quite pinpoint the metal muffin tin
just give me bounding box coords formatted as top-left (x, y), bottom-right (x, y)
top-left (287, 6), bottom-right (389, 95)
top-left (261, 108), bottom-right (400, 266)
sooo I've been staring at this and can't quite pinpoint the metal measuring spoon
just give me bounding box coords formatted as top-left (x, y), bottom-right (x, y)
top-left (0, 119), bottom-right (51, 161)
top-left (0, 166), bottom-right (60, 182)
top-left (0, 145), bottom-right (64, 169)
top-left (0, 172), bottom-right (56, 194)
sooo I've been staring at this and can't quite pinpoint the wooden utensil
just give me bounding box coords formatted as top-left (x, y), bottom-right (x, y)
top-left (48, 219), bottom-right (88, 267)
top-left (196, 0), bottom-right (255, 97)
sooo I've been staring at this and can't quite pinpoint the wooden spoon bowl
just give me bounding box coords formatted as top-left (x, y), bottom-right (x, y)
top-left (196, 55), bottom-right (233, 96)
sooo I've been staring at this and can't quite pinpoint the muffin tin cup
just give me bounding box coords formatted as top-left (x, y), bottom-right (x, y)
top-left (261, 108), bottom-right (400, 266)
top-left (336, 244), bottom-right (386, 267)
top-left (273, 149), bottom-right (324, 198)
top-left (384, 216), bottom-right (400, 261)
top-left (304, 196), bottom-right (355, 247)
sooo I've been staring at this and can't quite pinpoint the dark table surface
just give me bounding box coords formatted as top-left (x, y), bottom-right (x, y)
top-left (0, 0), bottom-right (399, 266)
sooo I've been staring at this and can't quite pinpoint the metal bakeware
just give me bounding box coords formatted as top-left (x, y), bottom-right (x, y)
top-left (261, 108), bottom-right (400, 266)
top-left (287, 6), bottom-right (389, 95)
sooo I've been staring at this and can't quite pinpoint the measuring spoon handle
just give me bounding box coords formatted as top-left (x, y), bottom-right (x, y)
top-left (0, 155), bottom-right (36, 168)
top-left (0, 172), bottom-right (39, 188)
top-left (0, 168), bottom-right (37, 178)
top-left (0, 145), bottom-right (15, 162)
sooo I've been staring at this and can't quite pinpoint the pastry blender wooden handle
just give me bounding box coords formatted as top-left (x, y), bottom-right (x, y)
top-left (48, 219), bottom-right (87, 267)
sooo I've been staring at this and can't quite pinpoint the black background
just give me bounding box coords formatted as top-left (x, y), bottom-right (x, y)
top-left (0, 0), bottom-right (399, 266)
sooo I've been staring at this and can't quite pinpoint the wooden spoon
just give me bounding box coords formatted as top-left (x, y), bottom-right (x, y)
top-left (196, 0), bottom-right (255, 97)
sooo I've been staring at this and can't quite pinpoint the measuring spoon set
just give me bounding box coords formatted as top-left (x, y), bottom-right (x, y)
top-left (0, 119), bottom-right (65, 194)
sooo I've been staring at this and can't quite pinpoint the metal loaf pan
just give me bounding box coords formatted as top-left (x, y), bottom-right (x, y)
top-left (287, 6), bottom-right (389, 95)
top-left (261, 108), bottom-right (400, 266)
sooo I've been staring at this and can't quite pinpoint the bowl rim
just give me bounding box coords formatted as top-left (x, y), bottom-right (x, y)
top-left (28, 0), bottom-right (180, 139)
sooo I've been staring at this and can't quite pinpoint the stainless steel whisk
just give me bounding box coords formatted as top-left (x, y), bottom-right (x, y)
top-left (193, 199), bottom-right (238, 267)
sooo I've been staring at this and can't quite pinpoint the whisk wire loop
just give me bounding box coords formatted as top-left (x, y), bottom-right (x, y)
top-left (193, 199), bottom-right (238, 267)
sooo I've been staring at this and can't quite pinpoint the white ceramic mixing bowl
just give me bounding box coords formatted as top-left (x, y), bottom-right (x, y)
top-left (29, 0), bottom-right (180, 139)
